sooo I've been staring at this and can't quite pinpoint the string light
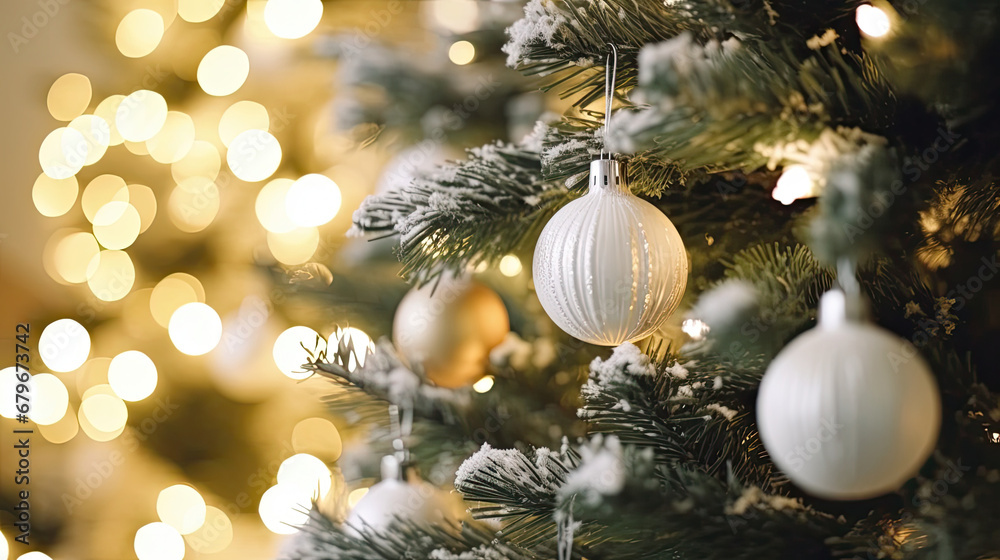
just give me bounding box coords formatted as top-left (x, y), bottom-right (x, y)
top-left (681, 318), bottom-right (710, 341)
top-left (292, 417), bottom-right (343, 461)
top-left (266, 227), bottom-right (319, 265)
top-left (68, 115), bottom-right (111, 165)
top-left (218, 101), bottom-right (269, 147)
top-left (856, 4), bottom-right (891, 37)
top-left (256, 178), bottom-right (297, 233)
top-left (772, 165), bottom-right (815, 205)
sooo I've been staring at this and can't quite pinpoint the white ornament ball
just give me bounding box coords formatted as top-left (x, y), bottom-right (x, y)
top-left (533, 158), bottom-right (688, 345)
top-left (345, 458), bottom-right (460, 534)
top-left (756, 290), bottom-right (941, 500)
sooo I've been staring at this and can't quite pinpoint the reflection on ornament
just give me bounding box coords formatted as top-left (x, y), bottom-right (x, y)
top-left (393, 277), bottom-right (509, 388)
top-left (756, 289), bottom-right (941, 500)
top-left (533, 158), bottom-right (687, 345)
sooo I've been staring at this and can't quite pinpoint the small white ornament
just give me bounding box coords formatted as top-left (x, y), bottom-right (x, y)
top-left (756, 289), bottom-right (941, 500)
top-left (346, 456), bottom-right (459, 534)
top-left (533, 158), bottom-right (688, 345)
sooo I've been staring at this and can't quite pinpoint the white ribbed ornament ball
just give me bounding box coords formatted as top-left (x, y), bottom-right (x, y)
top-left (346, 456), bottom-right (459, 535)
top-left (756, 289), bottom-right (941, 500)
top-left (533, 158), bottom-right (688, 345)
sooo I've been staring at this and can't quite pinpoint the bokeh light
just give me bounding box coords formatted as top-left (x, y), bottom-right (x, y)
top-left (448, 40), bottom-right (475, 65)
top-left (32, 173), bottom-right (78, 217)
top-left (39, 319), bottom-right (91, 373)
top-left (39, 127), bottom-right (88, 179)
top-left (80, 393), bottom-right (128, 432)
top-left (255, 178), bottom-right (296, 233)
top-left (178, 0), bottom-right (223, 23)
top-left (78, 385), bottom-right (127, 441)
top-left (183, 506), bottom-right (233, 554)
top-left (134, 522), bottom-right (185, 560)
top-left (219, 101), bottom-right (269, 147)
top-left (116, 90), bottom-right (169, 142)
top-left (169, 177), bottom-right (221, 233)
top-left (53, 232), bottom-right (100, 283)
top-left (264, 0), bottom-right (324, 39)
top-left (169, 302), bottom-right (222, 355)
top-left (172, 140), bottom-right (222, 183)
top-left (94, 95), bottom-right (126, 146)
top-left (147, 111), bottom-right (196, 164)
top-left (116, 9), bottom-right (165, 58)
top-left (128, 184), bottom-right (158, 233)
top-left (197, 46), bottom-right (250, 96)
top-left (86, 250), bottom-right (136, 302)
top-left (227, 129), bottom-right (281, 182)
top-left (0, 367), bottom-right (33, 419)
top-left (16, 553), bottom-right (53, 560)
top-left (499, 254), bottom-right (522, 277)
top-left (38, 403), bottom-right (79, 444)
top-left (108, 350), bottom-right (158, 401)
top-left (258, 484), bottom-right (310, 534)
top-left (285, 174), bottom-right (341, 227)
top-left (277, 453), bottom-right (332, 498)
top-left (272, 326), bottom-right (322, 379)
top-left (28, 373), bottom-right (70, 426)
top-left (150, 274), bottom-right (204, 328)
top-left (426, 0), bottom-right (479, 33)
top-left (329, 326), bottom-right (374, 372)
top-left (47, 73), bottom-right (92, 121)
top-left (68, 115), bottom-right (111, 165)
top-left (291, 417), bottom-right (343, 461)
top-left (82, 174), bottom-right (129, 223)
top-left (157, 484), bottom-right (207, 534)
top-left (93, 201), bottom-right (142, 250)
top-left (472, 375), bottom-right (495, 393)
top-left (266, 227), bottom-right (319, 265)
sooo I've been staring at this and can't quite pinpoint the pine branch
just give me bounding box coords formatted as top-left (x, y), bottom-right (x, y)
top-left (284, 508), bottom-right (539, 560)
top-left (350, 140), bottom-right (571, 283)
top-left (502, 0), bottom-right (771, 107)
top-left (578, 343), bottom-right (776, 489)
top-left (608, 34), bottom-right (893, 173)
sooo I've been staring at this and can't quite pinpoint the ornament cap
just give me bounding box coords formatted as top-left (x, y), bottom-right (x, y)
top-left (381, 454), bottom-right (402, 481)
top-left (818, 289), bottom-right (868, 328)
top-left (589, 158), bottom-right (630, 194)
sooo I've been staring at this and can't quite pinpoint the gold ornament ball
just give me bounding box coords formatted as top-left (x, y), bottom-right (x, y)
top-left (393, 277), bottom-right (509, 388)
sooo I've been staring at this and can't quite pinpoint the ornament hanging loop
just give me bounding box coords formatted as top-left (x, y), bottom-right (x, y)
top-left (601, 43), bottom-right (619, 160)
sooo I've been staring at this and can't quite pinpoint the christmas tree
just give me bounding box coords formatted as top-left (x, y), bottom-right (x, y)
top-left (284, 1), bottom-right (1000, 558)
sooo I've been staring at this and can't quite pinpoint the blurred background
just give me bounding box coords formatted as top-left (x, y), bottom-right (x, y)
top-left (0, 0), bottom-right (558, 558)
